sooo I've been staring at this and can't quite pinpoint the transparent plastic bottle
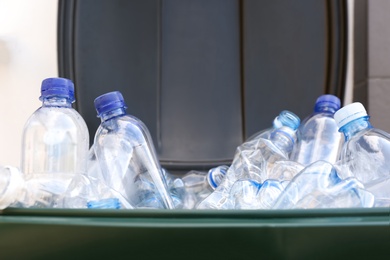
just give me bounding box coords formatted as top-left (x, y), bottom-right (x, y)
top-left (246, 110), bottom-right (300, 142)
top-left (20, 77), bottom-right (89, 207)
top-left (197, 126), bottom-right (297, 209)
top-left (181, 165), bottom-right (228, 209)
top-left (291, 94), bottom-right (342, 166)
top-left (273, 161), bottom-right (374, 209)
top-left (92, 91), bottom-right (174, 209)
top-left (0, 165), bottom-right (25, 209)
top-left (335, 102), bottom-right (390, 206)
top-left (0, 165), bottom-right (76, 209)
top-left (230, 179), bottom-right (285, 209)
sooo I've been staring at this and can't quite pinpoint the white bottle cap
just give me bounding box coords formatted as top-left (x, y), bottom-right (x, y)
top-left (334, 102), bottom-right (368, 128)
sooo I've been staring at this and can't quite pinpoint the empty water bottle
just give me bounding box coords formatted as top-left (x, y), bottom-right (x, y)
top-left (291, 94), bottom-right (342, 166)
top-left (273, 161), bottom-right (374, 209)
top-left (230, 179), bottom-right (285, 209)
top-left (92, 91), bottom-right (174, 209)
top-left (246, 110), bottom-right (300, 142)
top-left (335, 102), bottom-right (390, 206)
top-left (197, 126), bottom-right (297, 209)
top-left (0, 165), bottom-right (24, 209)
top-left (58, 173), bottom-right (132, 209)
top-left (180, 165), bottom-right (228, 209)
top-left (20, 77), bottom-right (89, 207)
top-left (0, 165), bottom-right (73, 209)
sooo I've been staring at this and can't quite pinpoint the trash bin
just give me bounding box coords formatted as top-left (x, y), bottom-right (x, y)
top-left (0, 1), bottom-right (388, 259)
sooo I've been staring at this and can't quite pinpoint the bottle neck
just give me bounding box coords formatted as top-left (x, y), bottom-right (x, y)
top-left (100, 107), bottom-right (126, 122)
top-left (339, 116), bottom-right (372, 141)
top-left (270, 129), bottom-right (295, 153)
top-left (273, 111), bottom-right (299, 130)
top-left (42, 96), bottom-right (72, 108)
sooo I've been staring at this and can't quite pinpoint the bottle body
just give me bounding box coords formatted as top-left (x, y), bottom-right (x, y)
top-left (273, 161), bottom-right (374, 209)
top-left (335, 103), bottom-right (390, 206)
top-left (197, 127), bottom-right (296, 209)
top-left (180, 166), bottom-right (227, 209)
top-left (339, 125), bottom-right (390, 205)
top-left (291, 112), bottom-right (342, 165)
top-left (94, 113), bottom-right (174, 209)
top-left (21, 105), bottom-right (89, 177)
top-left (20, 77), bottom-right (89, 208)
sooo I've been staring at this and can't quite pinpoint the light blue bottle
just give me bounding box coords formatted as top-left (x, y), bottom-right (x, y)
top-left (335, 102), bottom-right (390, 207)
top-left (291, 94), bottom-right (342, 166)
top-left (92, 91), bottom-right (174, 209)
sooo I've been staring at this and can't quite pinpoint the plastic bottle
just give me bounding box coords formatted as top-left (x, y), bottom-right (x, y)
top-left (290, 94), bottom-right (342, 166)
top-left (180, 165), bottom-right (228, 209)
top-left (92, 91), bottom-right (174, 209)
top-left (335, 102), bottom-right (390, 207)
top-left (0, 165), bottom-right (25, 209)
top-left (0, 165), bottom-right (75, 209)
top-left (20, 77), bottom-right (89, 207)
top-left (230, 179), bottom-right (285, 209)
top-left (197, 126), bottom-right (297, 209)
top-left (246, 110), bottom-right (300, 142)
top-left (273, 161), bottom-right (375, 209)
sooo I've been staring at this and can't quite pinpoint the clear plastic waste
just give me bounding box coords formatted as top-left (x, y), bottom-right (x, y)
top-left (246, 110), bottom-right (300, 142)
top-left (230, 179), bottom-right (285, 209)
top-left (20, 77), bottom-right (89, 207)
top-left (58, 173), bottom-right (132, 209)
top-left (0, 165), bottom-right (74, 209)
top-left (335, 102), bottom-right (390, 207)
top-left (197, 126), bottom-right (297, 209)
top-left (92, 91), bottom-right (174, 209)
top-left (273, 161), bottom-right (375, 209)
top-left (291, 94), bottom-right (342, 166)
top-left (0, 165), bottom-right (25, 209)
top-left (180, 165), bottom-right (228, 209)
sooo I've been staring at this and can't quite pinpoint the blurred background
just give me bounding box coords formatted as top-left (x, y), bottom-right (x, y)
top-left (1, 0), bottom-right (390, 171)
top-left (0, 0), bottom-right (57, 167)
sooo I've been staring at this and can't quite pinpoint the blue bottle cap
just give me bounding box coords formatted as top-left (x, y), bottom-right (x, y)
top-left (273, 110), bottom-right (301, 130)
top-left (314, 94), bottom-right (341, 112)
top-left (39, 77), bottom-right (75, 102)
top-left (94, 91), bottom-right (127, 117)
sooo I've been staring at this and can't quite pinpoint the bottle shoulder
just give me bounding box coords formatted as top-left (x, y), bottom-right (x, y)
top-left (345, 127), bottom-right (390, 141)
top-left (341, 128), bottom-right (390, 154)
top-left (95, 115), bottom-right (151, 145)
top-left (301, 112), bottom-right (337, 125)
top-left (23, 107), bottom-right (88, 136)
top-left (25, 107), bottom-right (83, 125)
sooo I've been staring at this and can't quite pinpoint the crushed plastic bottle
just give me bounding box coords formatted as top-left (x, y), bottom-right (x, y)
top-left (0, 165), bottom-right (25, 209)
top-left (0, 165), bottom-right (74, 209)
top-left (180, 165), bottom-right (228, 209)
top-left (20, 77), bottom-right (89, 207)
top-left (335, 102), bottom-right (390, 207)
top-left (273, 161), bottom-right (375, 209)
top-left (92, 91), bottom-right (174, 209)
top-left (291, 94), bottom-right (342, 166)
top-left (58, 173), bottom-right (132, 209)
top-left (230, 179), bottom-right (285, 209)
top-left (197, 126), bottom-right (297, 209)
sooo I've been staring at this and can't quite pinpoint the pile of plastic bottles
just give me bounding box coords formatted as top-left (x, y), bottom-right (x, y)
top-left (1, 77), bottom-right (390, 210)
